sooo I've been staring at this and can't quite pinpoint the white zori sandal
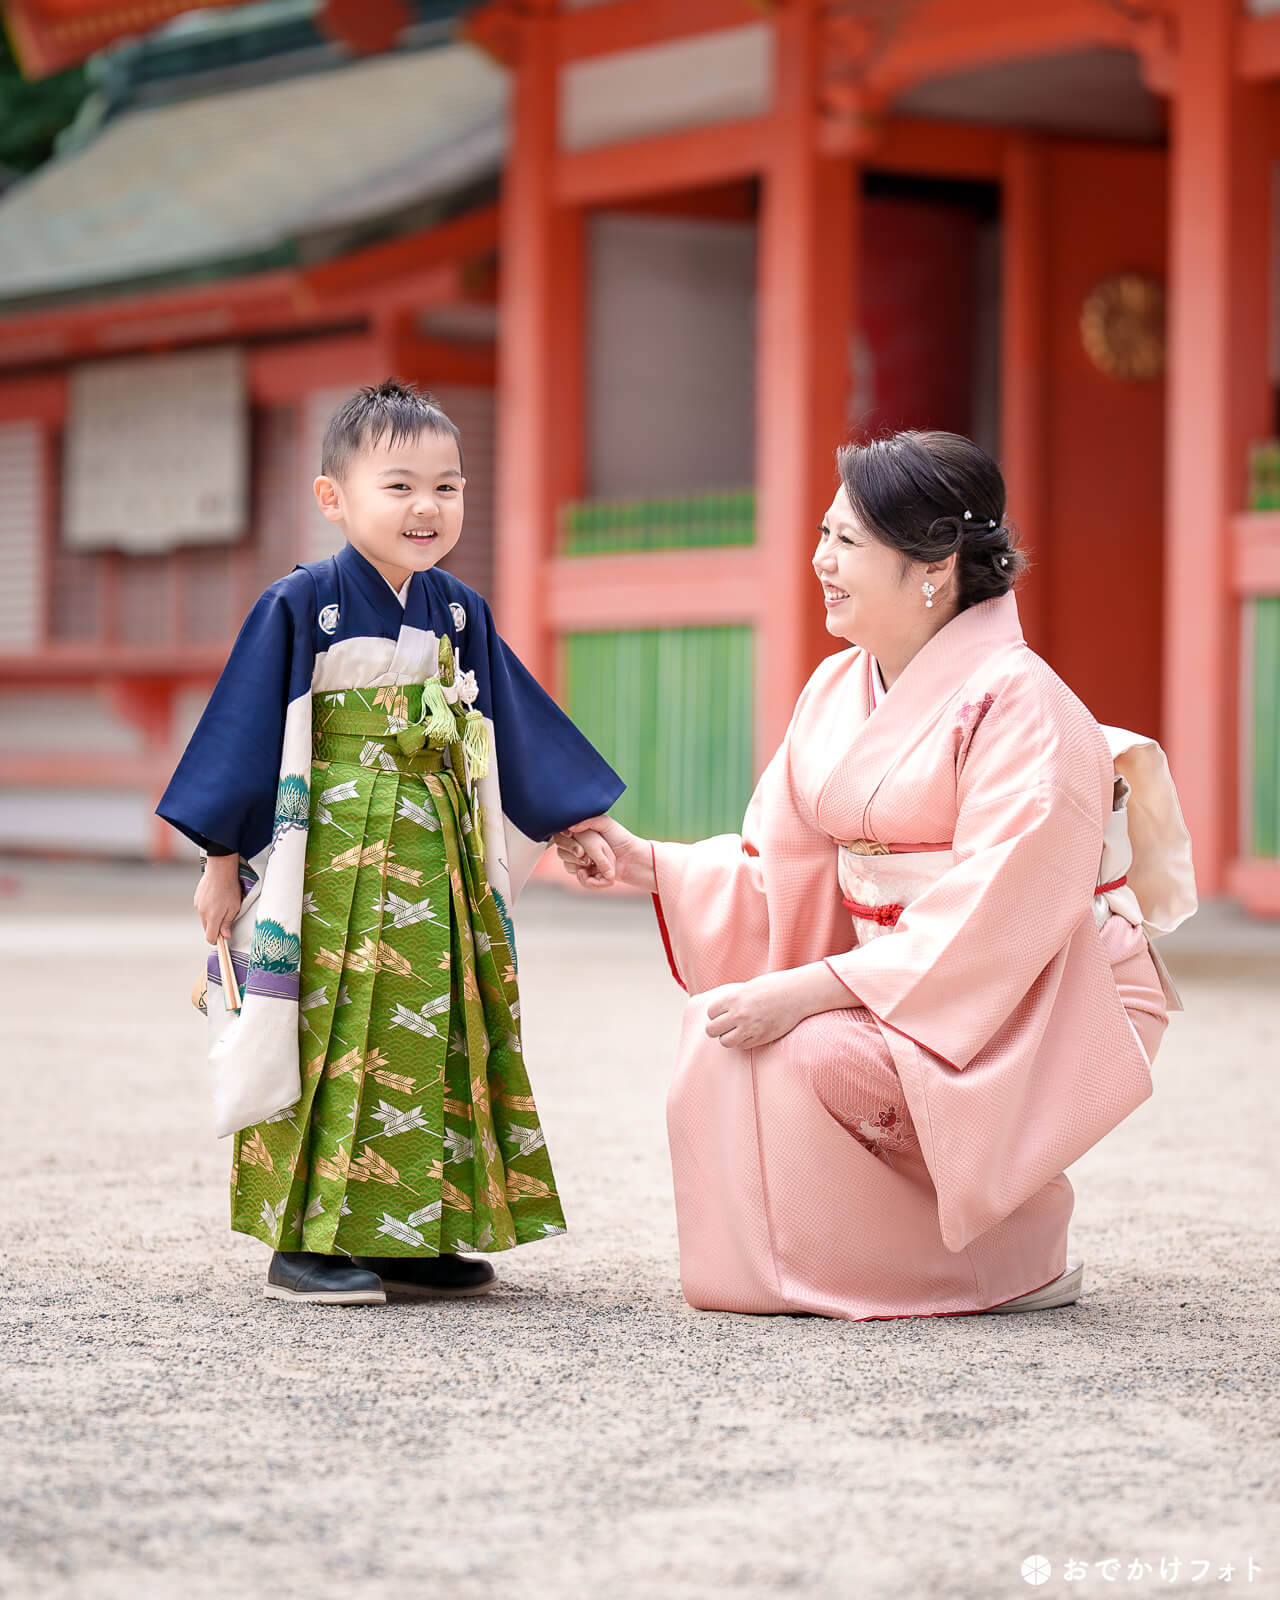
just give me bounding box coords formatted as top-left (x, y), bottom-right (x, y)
top-left (985, 1258), bottom-right (1084, 1314)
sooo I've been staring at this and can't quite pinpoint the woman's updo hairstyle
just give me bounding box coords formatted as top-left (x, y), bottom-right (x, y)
top-left (836, 430), bottom-right (1028, 612)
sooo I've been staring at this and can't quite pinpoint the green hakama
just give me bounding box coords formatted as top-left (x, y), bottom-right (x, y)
top-left (230, 652), bottom-right (565, 1256)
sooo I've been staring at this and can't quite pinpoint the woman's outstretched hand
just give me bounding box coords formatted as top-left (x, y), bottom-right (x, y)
top-left (553, 814), bottom-right (656, 893)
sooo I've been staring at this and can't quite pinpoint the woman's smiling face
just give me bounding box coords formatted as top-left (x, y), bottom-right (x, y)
top-left (813, 484), bottom-right (918, 650)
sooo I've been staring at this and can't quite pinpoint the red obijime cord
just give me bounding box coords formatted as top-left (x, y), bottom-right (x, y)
top-left (844, 876), bottom-right (1128, 929)
top-left (842, 896), bottom-right (905, 928)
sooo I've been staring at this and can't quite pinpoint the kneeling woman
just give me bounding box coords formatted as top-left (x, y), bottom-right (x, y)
top-left (563, 430), bottom-right (1195, 1320)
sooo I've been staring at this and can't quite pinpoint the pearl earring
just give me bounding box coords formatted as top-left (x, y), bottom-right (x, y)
top-left (922, 581), bottom-right (936, 609)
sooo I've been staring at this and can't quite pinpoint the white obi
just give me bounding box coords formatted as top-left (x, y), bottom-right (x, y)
top-left (836, 725), bottom-right (1197, 1008)
top-left (837, 845), bottom-right (953, 949)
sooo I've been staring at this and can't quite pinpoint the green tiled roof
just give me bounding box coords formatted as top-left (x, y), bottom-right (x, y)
top-left (0, 41), bottom-right (506, 307)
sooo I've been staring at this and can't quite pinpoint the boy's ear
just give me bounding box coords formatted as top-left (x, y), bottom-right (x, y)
top-left (314, 474), bottom-right (343, 523)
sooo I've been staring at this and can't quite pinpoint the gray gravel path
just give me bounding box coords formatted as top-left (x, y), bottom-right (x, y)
top-left (0, 859), bottom-right (1276, 1600)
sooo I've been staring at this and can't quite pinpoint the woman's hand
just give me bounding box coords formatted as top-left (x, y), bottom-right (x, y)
top-left (706, 963), bottom-right (857, 1050)
top-left (706, 971), bottom-right (809, 1050)
top-left (553, 827), bottom-right (616, 888)
top-left (194, 853), bottom-right (243, 944)
top-left (558, 815), bottom-right (656, 894)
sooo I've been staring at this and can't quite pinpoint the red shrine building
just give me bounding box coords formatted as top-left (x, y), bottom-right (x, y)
top-left (0, 0), bottom-right (1279, 917)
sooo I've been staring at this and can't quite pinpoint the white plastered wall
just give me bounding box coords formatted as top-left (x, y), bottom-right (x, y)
top-left (561, 24), bottom-right (772, 152)
top-left (587, 212), bottom-right (756, 499)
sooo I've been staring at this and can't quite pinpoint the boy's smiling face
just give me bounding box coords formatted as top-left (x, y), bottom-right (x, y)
top-left (314, 426), bottom-right (464, 592)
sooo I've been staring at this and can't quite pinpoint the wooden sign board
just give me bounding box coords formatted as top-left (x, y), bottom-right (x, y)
top-left (63, 347), bottom-right (248, 554)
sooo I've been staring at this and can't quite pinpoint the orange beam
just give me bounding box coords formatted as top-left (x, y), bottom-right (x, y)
top-left (754, 0), bottom-right (852, 763)
top-left (553, 0), bottom-right (762, 65)
top-left (248, 332), bottom-right (386, 405)
top-left (853, 117), bottom-right (1006, 181)
top-left (0, 206), bottom-right (489, 371)
top-left (554, 117), bottom-right (770, 206)
top-left (864, 0), bottom-right (1137, 96)
top-left (396, 335), bottom-right (496, 387)
top-left (302, 206), bottom-right (500, 300)
top-left (494, 12), bottom-right (558, 682)
top-left (1000, 135), bottom-right (1049, 656)
top-left (547, 549), bottom-right (764, 632)
top-left (348, 262), bottom-right (464, 318)
top-left (5, 0), bottom-right (240, 77)
top-left (0, 269), bottom-right (304, 368)
top-left (1163, 0), bottom-right (1254, 896)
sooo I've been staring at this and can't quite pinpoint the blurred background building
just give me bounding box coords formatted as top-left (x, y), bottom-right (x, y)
top-left (0, 0), bottom-right (1276, 917)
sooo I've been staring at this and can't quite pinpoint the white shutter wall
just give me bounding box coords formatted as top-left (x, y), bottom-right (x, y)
top-left (0, 420), bottom-right (44, 652)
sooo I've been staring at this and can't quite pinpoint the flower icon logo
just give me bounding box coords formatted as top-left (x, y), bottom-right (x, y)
top-left (1021, 1554), bottom-right (1052, 1586)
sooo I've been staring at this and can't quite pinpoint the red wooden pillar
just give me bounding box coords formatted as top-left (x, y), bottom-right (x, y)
top-left (495, 5), bottom-right (565, 687)
top-left (756, 0), bottom-right (855, 763)
top-left (1164, 0), bottom-right (1269, 893)
top-left (1000, 134), bottom-right (1049, 656)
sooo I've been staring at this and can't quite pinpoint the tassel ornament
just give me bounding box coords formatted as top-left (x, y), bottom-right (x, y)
top-left (421, 678), bottom-right (460, 744)
top-left (462, 709), bottom-right (490, 782)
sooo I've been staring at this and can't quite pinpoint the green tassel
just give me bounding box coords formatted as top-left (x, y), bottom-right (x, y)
top-left (422, 678), bottom-right (459, 744)
top-left (471, 788), bottom-right (485, 867)
top-left (462, 709), bottom-right (490, 781)
top-left (437, 635), bottom-right (455, 681)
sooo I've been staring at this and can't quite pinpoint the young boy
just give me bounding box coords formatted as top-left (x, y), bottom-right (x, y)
top-left (158, 380), bottom-right (622, 1305)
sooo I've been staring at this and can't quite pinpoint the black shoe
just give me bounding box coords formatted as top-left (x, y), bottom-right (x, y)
top-left (350, 1252), bottom-right (496, 1298)
top-left (264, 1251), bottom-right (386, 1306)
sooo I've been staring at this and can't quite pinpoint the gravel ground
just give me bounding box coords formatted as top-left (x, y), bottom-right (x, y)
top-left (0, 858), bottom-right (1276, 1600)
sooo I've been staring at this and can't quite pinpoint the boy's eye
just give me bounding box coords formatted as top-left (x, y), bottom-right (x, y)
top-left (436, 484), bottom-right (456, 494)
top-left (388, 483), bottom-right (411, 491)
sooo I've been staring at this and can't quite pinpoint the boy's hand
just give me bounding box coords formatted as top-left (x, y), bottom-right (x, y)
top-left (553, 828), bottom-right (615, 888)
top-left (195, 854), bottom-right (244, 944)
top-left (564, 815), bottom-right (657, 894)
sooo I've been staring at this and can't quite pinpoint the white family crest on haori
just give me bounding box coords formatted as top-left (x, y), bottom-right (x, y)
top-left (450, 602), bottom-right (467, 631)
top-left (318, 604), bottom-right (340, 635)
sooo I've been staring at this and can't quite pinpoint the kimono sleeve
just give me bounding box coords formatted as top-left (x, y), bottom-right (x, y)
top-left (466, 595), bottom-right (624, 840)
top-left (650, 771), bottom-right (773, 995)
top-left (827, 677), bottom-right (1113, 1070)
top-left (156, 583), bottom-right (307, 858)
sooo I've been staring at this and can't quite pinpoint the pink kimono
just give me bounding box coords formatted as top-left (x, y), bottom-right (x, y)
top-left (653, 593), bottom-right (1191, 1320)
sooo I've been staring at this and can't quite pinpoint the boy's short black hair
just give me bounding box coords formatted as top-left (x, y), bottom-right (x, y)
top-left (321, 378), bottom-right (464, 480)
